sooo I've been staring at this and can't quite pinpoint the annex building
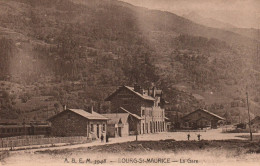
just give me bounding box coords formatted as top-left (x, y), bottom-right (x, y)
top-left (48, 109), bottom-right (108, 139)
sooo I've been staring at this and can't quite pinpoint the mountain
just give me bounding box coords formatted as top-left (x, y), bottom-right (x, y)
top-left (182, 11), bottom-right (260, 41)
top-left (0, 0), bottom-right (259, 123)
top-left (228, 28), bottom-right (260, 41)
top-left (183, 11), bottom-right (237, 30)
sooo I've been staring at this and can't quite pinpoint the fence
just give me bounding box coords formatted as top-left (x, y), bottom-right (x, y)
top-left (222, 127), bottom-right (258, 133)
top-left (0, 136), bottom-right (91, 148)
top-left (172, 129), bottom-right (207, 132)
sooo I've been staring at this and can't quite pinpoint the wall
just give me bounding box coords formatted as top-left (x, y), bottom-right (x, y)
top-left (120, 123), bottom-right (129, 137)
top-left (88, 120), bottom-right (107, 140)
top-left (50, 111), bottom-right (89, 137)
top-left (110, 88), bottom-right (142, 116)
top-left (106, 123), bottom-right (129, 137)
top-left (106, 124), bottom-right (116, 137)
top-left (50, 111), bottom-right (107, 138)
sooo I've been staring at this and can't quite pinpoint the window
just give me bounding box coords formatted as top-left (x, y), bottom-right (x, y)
top-left (141, 110), bottom-right (144, 116)
top-left (91, 124), bottom-right (94, 132)
top-left (102, 124), bottom-right (106, 132)
top-left (2, 128), bottom-right (5, 133)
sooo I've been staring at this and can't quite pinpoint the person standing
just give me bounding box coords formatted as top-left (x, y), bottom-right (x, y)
top-left (197, 134), bottom-right (201, 141)
top-left (187, 133), bottom-right (190, 140)
top-left (106, 135), bottom-right (109, 143)
top-left (101, 134), bottom-right (104, 142)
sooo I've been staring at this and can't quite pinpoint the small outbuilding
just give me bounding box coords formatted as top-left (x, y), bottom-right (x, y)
top-left (102, 107), bottom-right (143, 137)
top-left (251, 116), bottom-right (260, 130)
top-left (102, 113), bottom-right (129, 137)
top-left (48, 109), bottom-right (108, 139)
top-left (181, 109), bottom-right (224, 129)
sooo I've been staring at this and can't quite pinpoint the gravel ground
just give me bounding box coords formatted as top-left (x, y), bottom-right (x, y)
top-left (1, 139), bottom-right (260, 166)
top-left (1, 128), bottom-right (260, 166)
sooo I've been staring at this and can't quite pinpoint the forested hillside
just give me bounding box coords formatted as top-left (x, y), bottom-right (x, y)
top-left (0, 0), bottom-right (259, 123)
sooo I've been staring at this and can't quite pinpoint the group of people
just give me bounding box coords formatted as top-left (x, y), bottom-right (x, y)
top-left (187, 133), bottom-right (201, 141)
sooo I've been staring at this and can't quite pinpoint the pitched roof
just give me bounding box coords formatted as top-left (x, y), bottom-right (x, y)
top-left (69, 109), bottom-right (108, 120)
top-left (125, 86), bottom-right (155, 101)
top-left (119, 107), bottom-right (143, 120)
top-left (105, 85), bottom-right (155, 101)
top-left (48, 109), bottom-right (108, 121)
top-left (102, 113), bottom-right (129, 124)
top-left (251, 116), bottom-right (260, 124)
top-left (182, 109), bottom-right (224, 120)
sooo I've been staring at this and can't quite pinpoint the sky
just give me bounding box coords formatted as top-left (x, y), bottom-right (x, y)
top-left (120, 0), bottom-right (260, 28)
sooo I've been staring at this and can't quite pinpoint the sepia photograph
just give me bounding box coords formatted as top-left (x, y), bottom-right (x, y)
top-left (0, 0), bottom-right (260, 165)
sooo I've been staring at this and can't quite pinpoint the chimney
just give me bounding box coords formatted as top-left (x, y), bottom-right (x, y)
top-left (86, 105), bottom-right (93, 113)
top-left (63, 105), bottom-right (67, 111)
top-left (134, 83), bottom-right (140, 92)
top-left (134, 84), bottom-right (144, 95)
top-left (91, 105), bottom-right (94, 114)
top-left (152, 86), bottom-right (156, 97)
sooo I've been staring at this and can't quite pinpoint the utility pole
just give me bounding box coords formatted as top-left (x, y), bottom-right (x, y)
top-left (246, 92), bottom-right (253, 141)
top-left (257, 25), bottom-right (259, 64)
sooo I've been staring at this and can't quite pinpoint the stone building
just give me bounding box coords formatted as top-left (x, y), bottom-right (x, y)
top-left (105, 84), bottom-right (166, 134)
top-left (181, 109), bottom-right (224, 129)
top-left (48, 109), bottom-right (108, 139)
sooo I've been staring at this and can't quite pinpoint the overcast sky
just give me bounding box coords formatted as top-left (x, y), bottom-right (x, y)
top-left (120, 0), bottom-right (260, 28)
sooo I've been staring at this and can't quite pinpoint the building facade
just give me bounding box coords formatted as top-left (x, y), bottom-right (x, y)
top-left (181, 109), bottom-right (224, 129)
top-left (48, 109), bottom-right (108, 139)
top-left (105, 84), bottom-right (166, 134)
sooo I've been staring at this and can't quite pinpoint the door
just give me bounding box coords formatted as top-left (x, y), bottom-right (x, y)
top-left (97, 124), bottom-right (99, 138)
top-left (118, 127), bottom-right (122, 137)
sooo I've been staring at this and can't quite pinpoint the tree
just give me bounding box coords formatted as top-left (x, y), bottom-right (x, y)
top-left (0, 37), bottom-right (15, 77)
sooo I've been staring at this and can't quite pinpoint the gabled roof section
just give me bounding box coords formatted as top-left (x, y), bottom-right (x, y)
top-left (48, 109), bottom-right (108, 121)
top-left (105, 85), bottom-right (155, 101)
top-left (119, 107), bottom-right (143, 120)
top-left (102, 113), bottom-right (129, 124)
top-left (251, 116), bottom-right (260, 124)
top-left (182, 109), bottom-right (224, 120)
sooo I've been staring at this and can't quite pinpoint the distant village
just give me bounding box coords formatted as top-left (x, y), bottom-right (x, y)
top-left (0, 84), bottom-right (260, 146)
